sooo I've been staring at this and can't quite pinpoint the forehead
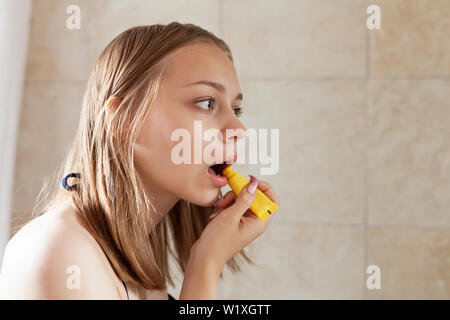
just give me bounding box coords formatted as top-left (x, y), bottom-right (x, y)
top-left (159, 43), bottom-right (240, 90)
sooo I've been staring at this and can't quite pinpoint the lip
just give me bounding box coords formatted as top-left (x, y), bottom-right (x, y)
top-left (207, 165), bottom-right (229, 187)
top-left (206, 152), bottom-right (237, 187)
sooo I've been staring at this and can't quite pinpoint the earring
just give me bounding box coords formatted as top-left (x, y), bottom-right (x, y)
top-left (62, 172), bottom-right (81, 191)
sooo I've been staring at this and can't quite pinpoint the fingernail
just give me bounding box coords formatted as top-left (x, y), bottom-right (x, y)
top-left (247, 179), bottom-right (259, 194)
top-left (209, 212), bottom-right (219, 219)
top-left (213, 198), bottom-right (223, 207)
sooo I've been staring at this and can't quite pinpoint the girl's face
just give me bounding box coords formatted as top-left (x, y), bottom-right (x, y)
top-left (133, 43), bottom-right (246, 214)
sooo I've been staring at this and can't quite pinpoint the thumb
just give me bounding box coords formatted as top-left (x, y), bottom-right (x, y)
top-left (229, 177), bottom-right (259, 221)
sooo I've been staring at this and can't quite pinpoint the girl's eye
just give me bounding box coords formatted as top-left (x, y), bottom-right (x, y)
top-left (233, 108), bottom-right (244, 117)
top-left (193, 98), bottom-right (244, 117)
top-left (194, 98), bottom-right (215, 111)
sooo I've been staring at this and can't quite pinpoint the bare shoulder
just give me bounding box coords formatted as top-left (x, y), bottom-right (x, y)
top-left (0, 200), bottom-right (122, 299)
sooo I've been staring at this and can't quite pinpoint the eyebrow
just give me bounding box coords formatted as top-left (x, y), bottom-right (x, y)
top-left (184, 80), bottom-right (243, 102)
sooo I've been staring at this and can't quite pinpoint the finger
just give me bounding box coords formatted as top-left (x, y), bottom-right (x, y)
top-left (210, 191), bottom-right (236, 219)
top-left (228, 176), bottom-right (258, 222)
top-left (214, 190), bottom-right (236, 210)
top-left (209, 211), bottom-right (220, 219)
top-left (254, 179), bottom-right (280, 207)
top-left (245, 176), bottom-right (279, 227)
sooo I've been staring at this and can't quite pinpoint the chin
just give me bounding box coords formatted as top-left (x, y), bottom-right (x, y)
top-left (183, 187), bottom-right (220, 208)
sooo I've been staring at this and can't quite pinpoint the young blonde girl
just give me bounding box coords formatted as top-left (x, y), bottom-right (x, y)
top-left (0, 22), bottom-right (279, 300)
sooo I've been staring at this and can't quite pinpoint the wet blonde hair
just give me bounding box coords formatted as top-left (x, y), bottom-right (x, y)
top-left (23, 22), bottom-right (253, 290)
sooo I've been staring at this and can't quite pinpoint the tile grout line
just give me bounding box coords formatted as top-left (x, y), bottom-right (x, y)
top-left (275, 220), bottom-right (450, 229)
top-left (363, 0), bottom-right (371, 300)
top-left (218, 0), bottom-right (224, 39)
top-left (238, 76), bottom-right (450, 82)
top-left (83, 1), bottom-right (92, 87)
top-left (24, 76), bottom-right (450, 86)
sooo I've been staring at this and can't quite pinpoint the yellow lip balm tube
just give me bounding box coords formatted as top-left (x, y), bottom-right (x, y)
top-left (222, 167), bottom-right (278, 222)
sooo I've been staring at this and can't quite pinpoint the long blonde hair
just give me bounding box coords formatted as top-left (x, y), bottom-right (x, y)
top-left (22, 22), bottom-right (253, 290)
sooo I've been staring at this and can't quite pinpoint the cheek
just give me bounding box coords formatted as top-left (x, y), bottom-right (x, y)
top-left (135, 106), bottom-right (200, 182)
top-left (134, 104), bottom-right (219, 204)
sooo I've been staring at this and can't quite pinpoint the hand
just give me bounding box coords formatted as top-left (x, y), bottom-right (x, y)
top-left (190, 175), bottom-right (280, 274)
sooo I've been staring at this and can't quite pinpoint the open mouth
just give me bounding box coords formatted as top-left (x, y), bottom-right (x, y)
top-left (208, 162), bottom-right (231, 177)
top-left (206, 158), bottom-right (234, 188)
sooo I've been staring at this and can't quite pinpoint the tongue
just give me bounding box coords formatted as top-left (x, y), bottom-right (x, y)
top-left (208, 167), bottom-right (220, 176)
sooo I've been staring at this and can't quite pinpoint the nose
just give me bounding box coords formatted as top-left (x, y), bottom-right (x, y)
top-left (220, 112), bottom-right (247, 145)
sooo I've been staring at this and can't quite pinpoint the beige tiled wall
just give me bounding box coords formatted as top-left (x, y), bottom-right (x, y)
top-left (11, 0), bottom-right (449, 299)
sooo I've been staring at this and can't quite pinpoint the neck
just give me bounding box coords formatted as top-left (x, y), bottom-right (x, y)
top-left (141, 182), bottom-right (180, 225)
